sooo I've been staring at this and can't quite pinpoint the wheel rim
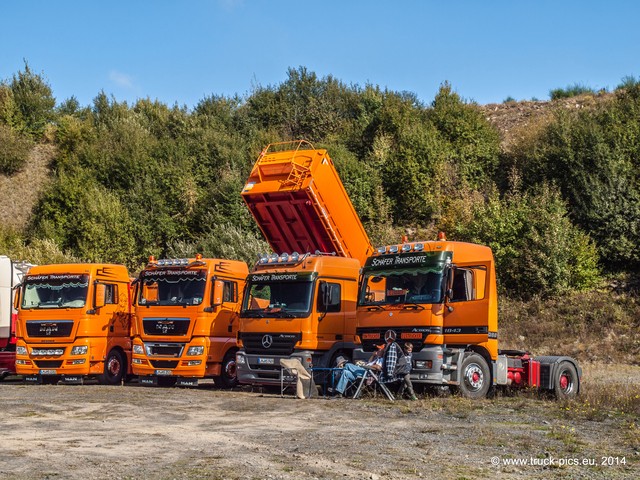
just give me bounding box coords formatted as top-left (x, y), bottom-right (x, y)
top-left (559, 370), bottom-right (574, 394)
top-left (107, 356), bottom-right (121, 377)
top-left (464, 363), bottom-right (484, 392)
top-left (224, 359), bottom-right (237, 380)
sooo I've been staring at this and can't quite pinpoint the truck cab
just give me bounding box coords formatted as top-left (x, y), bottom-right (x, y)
top-left (236, 253), bottom-right (360, 385)
top-left (131, 255), bottom-right (248, 387)
top-left (354, 236), bottom-right (581, 399)
top-left (15, 263), bottom-right (132, 385)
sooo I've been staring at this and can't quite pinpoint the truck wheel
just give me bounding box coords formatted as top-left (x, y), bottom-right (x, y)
top-left (554, 361), bottom-right (579, 399)
top-left (217, 350), bottom-right (238, 389)
top-left (456, 353), bottom-right (490, 399)
top-left (98, 349), bottom-right (125, 385)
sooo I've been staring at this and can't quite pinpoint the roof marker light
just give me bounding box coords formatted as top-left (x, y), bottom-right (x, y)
top-left (291, 252), bottom-right (300, 262)
top-left (280, 252), bottom-right (289, 262)
top-left (269, 253), bottom-right (279, 262)
top-left (402, 244), bottom-right (411, 252)
top-left (414, 243), bottom-right (424, 251)
top-left (376, 246), bottom-right (387, 254)
top-left (389, 245), bottom-right (399, 253)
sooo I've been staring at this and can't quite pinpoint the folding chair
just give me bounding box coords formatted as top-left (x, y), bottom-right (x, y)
top-left (352, 367), bottom-right (395, 401)
top-left (279, 358), bottom-right (316, 399)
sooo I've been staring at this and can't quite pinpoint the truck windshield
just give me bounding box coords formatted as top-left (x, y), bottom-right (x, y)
top-left (359, 269), bottom-right (444, 306)
top-left (241, 280), bottom-right (314, 317)
top-left (138, 269), bottom-right (207, 306)
top-left (22, 274), bottom-right (89, 309)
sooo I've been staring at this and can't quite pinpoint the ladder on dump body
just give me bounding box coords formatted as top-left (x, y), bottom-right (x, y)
top-left (258, 140), bottom-right (347, 258)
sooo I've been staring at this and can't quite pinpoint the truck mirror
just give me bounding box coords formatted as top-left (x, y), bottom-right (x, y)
top-left (94, 283), bottom-right (106, 309)
top-left (212, 279), bottom-right (225, 307)
top-left (318, 281), bottom-right (332, 310)
top-left (13, 284), bottom-right (21, 309)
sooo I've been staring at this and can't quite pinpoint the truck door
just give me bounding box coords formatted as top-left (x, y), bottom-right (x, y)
top-left (442, 265), bottom-right (491, 345)
top-left (316, 280), bottom-right (343, 350)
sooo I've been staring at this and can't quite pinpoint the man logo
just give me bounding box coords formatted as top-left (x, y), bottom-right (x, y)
top-left (384, 329), bottom-right (397, 343)
top-left (261, 334), bottom-right (273, 349)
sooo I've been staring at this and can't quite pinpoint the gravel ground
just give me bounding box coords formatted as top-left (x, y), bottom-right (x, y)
top-left (0, 364), bottom-right (638, 480)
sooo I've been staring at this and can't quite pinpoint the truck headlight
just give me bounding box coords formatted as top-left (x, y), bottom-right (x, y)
top-left (187, 346), bottom-right (204, 356)
top-left (133, 344), bottom-right (144, 355)
top-left (71, 346), bottom-right (88, 355)
top-left (16, 346), bottom-right (27, 355)
top-left (236, 354), bottom-right (246, 365)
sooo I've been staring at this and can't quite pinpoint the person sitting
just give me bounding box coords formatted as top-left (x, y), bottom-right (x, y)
top-left (333, 345), bottom-right (384, 396)
top-left (379, 333), bottom-right (414, 399)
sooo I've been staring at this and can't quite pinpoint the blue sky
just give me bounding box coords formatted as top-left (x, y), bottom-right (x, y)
top-left (1, 0), bottom-right (638, 109)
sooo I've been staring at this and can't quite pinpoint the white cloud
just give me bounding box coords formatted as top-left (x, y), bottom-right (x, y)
top-left (109, 70), bottom-right (134, 89)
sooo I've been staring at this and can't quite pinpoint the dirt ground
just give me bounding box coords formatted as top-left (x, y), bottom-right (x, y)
top-left (0, 364), bottom-right (638, 480)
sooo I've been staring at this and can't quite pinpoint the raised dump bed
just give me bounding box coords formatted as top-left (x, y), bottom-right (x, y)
top-left (242, 140), bottom-right (373, 265)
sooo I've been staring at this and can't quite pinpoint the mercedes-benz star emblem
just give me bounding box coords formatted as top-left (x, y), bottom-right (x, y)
top-left (384, 329), bottom-right (397, 343)
top-left (261, 334), bottom-right (273, 349)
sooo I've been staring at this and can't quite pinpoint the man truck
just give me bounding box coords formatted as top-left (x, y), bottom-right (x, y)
top-left (353, 233), bottom-right (582, 399)
top-left (15, 263), bottom-right (133, 385)
top-left (235, 141), bottom-right (372, 386)
top-left (131, 255), bottom-right (248, 387)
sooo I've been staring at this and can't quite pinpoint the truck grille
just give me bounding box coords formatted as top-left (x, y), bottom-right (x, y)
top-left (34, 360), bottom-right (63, 368)
top-left (356, 327), bottom-right (442, 352)
top-left (142, 318), bottom-right (190, 336)
top-left (145, 343), bottom-right (183, 357)
top-left (26, 321), bottom-right (74, 337)
top-left (239, 332), bottom-right (302, 355)
top-left (150, 360), bottom-right (179, 369)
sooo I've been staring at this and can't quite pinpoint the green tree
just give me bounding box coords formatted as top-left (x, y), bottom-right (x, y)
top-left (9, 62), bottom-right (56, 138)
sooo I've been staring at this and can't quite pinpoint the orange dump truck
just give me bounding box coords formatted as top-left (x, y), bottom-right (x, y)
top-left (236, 141), bottom-right (372, 386)
top-left (15, 263), bottom-right (132, 385)
top-left (131, 255), bottom-right (248, 387)
top-left (354, 234), bottom-right (582, 399)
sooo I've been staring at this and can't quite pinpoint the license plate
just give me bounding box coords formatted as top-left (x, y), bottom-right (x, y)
top-left (39, 369), bottom-right (56, 375)
top-left (257, 357), bottom-right (274, 365)
top-left (155, 369), bottom-right (172, 376)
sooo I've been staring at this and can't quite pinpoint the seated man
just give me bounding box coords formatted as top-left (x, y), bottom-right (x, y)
top-left (333, 345), bottom-right (384, 396)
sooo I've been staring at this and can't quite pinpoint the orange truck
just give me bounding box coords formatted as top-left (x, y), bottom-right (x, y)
top-left (353, 234), bottom-right (582, 399)
top-left (15, 263), bottom-right (133, 385)
top-left (235, 141), bottom-right (372, 386)
top-left (131, 255), bottom-right (248, 387)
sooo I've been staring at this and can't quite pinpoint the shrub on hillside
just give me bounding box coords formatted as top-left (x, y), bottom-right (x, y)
top-left (509, 85), bottom-right (640, 271)
top-left (447, 183), bottom-right (600, 299)
top-left (549, 83), bottom-right (597, 100)
top-left (0, 124), bottom-right (32, 175)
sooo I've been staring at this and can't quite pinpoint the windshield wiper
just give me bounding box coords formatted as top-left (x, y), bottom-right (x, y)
top-left (242, 311), bottom-right (266, 318)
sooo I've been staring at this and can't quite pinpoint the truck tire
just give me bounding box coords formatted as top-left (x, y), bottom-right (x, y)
top-left (456, 353), bottom-right (490, 399)
top-left (98, 349), bottom-right (125, 385)
top-left (553, 361), bottom-right (579, 399)
top-left (217, 350), bottom-right (238, 389)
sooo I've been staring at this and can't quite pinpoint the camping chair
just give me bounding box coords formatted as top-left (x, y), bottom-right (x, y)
top-left (279, 358), bottom-right (316, 399)
top-left (352, 367), bottom-right (395, 401)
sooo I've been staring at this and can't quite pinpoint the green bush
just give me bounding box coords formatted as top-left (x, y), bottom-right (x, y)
top-left (0, 124), bottom-right (32, 175)
top-left (549, 83), bottom-right (597, 100)
top-left (449, 183), bottom-right (600, 299)
top-left (509, 85), bottom-right (640, 271)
